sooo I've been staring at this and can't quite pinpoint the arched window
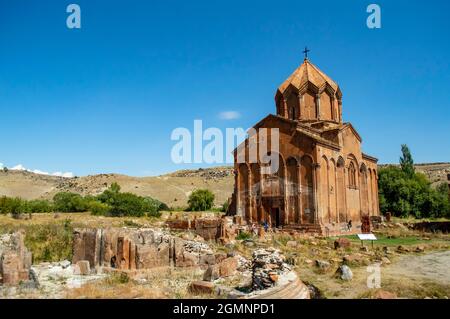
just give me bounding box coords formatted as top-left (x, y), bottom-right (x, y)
top-left (348, 162), bottom-right (356, 188)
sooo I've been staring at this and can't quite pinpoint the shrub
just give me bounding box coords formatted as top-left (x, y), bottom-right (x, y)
top-left (88, 200), bottom-right (111, 216)
top-left (24, 219), bottom-right (74, 262)
top-left (187, 189), bottom-right (215, 211)
top-left (53, 192), bottom-right (88, 212)
top-left (98, 184), bottom-right (145, 217)
top-left (221, 200), bottom-right (229, 213)
top-left (142, 197), bottom-right (167, 217)
top-left (0, 196), bottom-right (26, 218)
top-left (26, 199), bottom-right (53, 213)
top-left (104, 192), bottom-right (146, 217)
top-left (236, 231), bottom-right (252, 240)
top-left (0, 196), bottom-right (54, 215)
top-left (95, 183), bottom-right (167, 217)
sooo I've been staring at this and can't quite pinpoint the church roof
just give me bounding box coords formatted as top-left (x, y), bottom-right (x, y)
top-left (277, 59), bottom-right (339, 94)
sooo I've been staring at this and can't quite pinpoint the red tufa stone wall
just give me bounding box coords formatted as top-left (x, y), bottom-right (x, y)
top-left (72, 228), bottom-right (223, 271)
top-left (166, 216), bottom-right (237, 242)
top-left (0, 232), bottom-right (32, 286)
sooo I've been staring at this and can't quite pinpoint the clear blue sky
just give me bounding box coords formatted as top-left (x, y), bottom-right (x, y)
top-left (1, 0), bottom-right (449, 176)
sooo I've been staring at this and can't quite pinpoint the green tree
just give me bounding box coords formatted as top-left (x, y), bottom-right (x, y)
top-left (109, 182), bottom-right (121, 194)
top-left (104, 192), bottom-right (146, 217)
top-left (95, 183), bottom-right (167, 217)
top-left (187, 189), bottom-right (215, 211)
top-left (88, 201), bottom-right (111, 216)
top-left (400, 144), bottom-right (415, 178)
top-left (53, 192), bottom-right (88, 212)
top-left (27, 199), bottom-right (53, 213)
top-left (436, 182), bottom-right (449, 197)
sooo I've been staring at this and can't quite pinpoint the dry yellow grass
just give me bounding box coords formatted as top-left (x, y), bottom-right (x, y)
top-left (0, 212), bottom-right (167, 230)
top-left (65, 267), bottom-right (206, 299)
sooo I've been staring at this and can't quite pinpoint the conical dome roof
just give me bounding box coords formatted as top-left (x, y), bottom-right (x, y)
top-left (278, 59), bottom-right (339, 94)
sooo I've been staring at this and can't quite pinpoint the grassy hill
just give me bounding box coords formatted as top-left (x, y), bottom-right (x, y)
top-left (1, 163), bottom-right (448, 208)
top-left (0, 167), bottom-right (234, 208)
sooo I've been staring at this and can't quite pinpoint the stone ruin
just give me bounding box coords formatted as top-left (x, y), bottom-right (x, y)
top-left (0, 232), bottom-right (32, 286)
top-left (166, 216), bottom-right (238, 243)
top-left (72, 227), bottom-right (222, 271)
top-left (251, 248), bottom-right (291, 290)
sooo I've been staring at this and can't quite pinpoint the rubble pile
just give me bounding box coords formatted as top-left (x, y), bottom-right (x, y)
top-left (237, 255), bottom-right (252, 271)
top-left (183, 241), bottom-right (213, 255)
top-left (251, 248), bottom-right (291, 290)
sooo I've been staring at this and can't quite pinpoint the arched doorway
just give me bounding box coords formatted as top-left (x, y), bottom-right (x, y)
top-left (261, 154), bottom-right (286, 228)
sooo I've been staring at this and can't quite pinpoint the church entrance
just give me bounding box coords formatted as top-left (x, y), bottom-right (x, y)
top-left (262, 196), bottom-right (284, 228)
top-left (270, 208), bottom-right (281, 228)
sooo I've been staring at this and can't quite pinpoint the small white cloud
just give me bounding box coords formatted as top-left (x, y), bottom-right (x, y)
top-left (219, 111), bottom-right (241, 120)
top-left (0, 163), bottom-right (3, 168)
top-left (11, 164), bottom-right (26, 171)
top-left (32, 169), bottom-right (49, 175)
top-left (5, 162), bottom-right (73, 178)
top-left (53, 172), bottom-right (74, 178)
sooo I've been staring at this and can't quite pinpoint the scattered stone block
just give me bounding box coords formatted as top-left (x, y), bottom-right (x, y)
top-left (203, 265), bottom-right (220, 281)
top-left (286, 241), bottom-right (298, 248)
top-left (334, 238), bottom-right (351, 249)
top-left (199, 253), bottom-right (215, 266)
top-left (268, 272), bottom-right (279, 282)
top-left (18, 269), bottom-right (30, 281)
top-left (335, 265), bottom-right (353, 281)
top-left (218, 257), bottom-right (238, 277)
top-left (396, 245), bottom-right (410, 253)
top-left (214, 253), bottom-right (227, 264)
top-left (76, 260), bottom-right (91, 275)
top-left (189, 281), bottom-right (215, 294)
top-left (415, 245), bottom-right (425, 253)
top-left (304, 259), bottom-right (313, 265)
top-left (315, 260), bottom-right (331, 271)
top-left (373, 290), bottom-right (397, 299)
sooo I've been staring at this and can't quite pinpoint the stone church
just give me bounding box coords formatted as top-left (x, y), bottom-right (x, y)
top-left (230, 56), bottom-right (380, 235)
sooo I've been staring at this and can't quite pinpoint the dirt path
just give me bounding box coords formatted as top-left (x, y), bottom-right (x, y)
top-left (385, 250), bottom-right (450, 285)
top-left (298, 249), bottom-right (450, 299)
